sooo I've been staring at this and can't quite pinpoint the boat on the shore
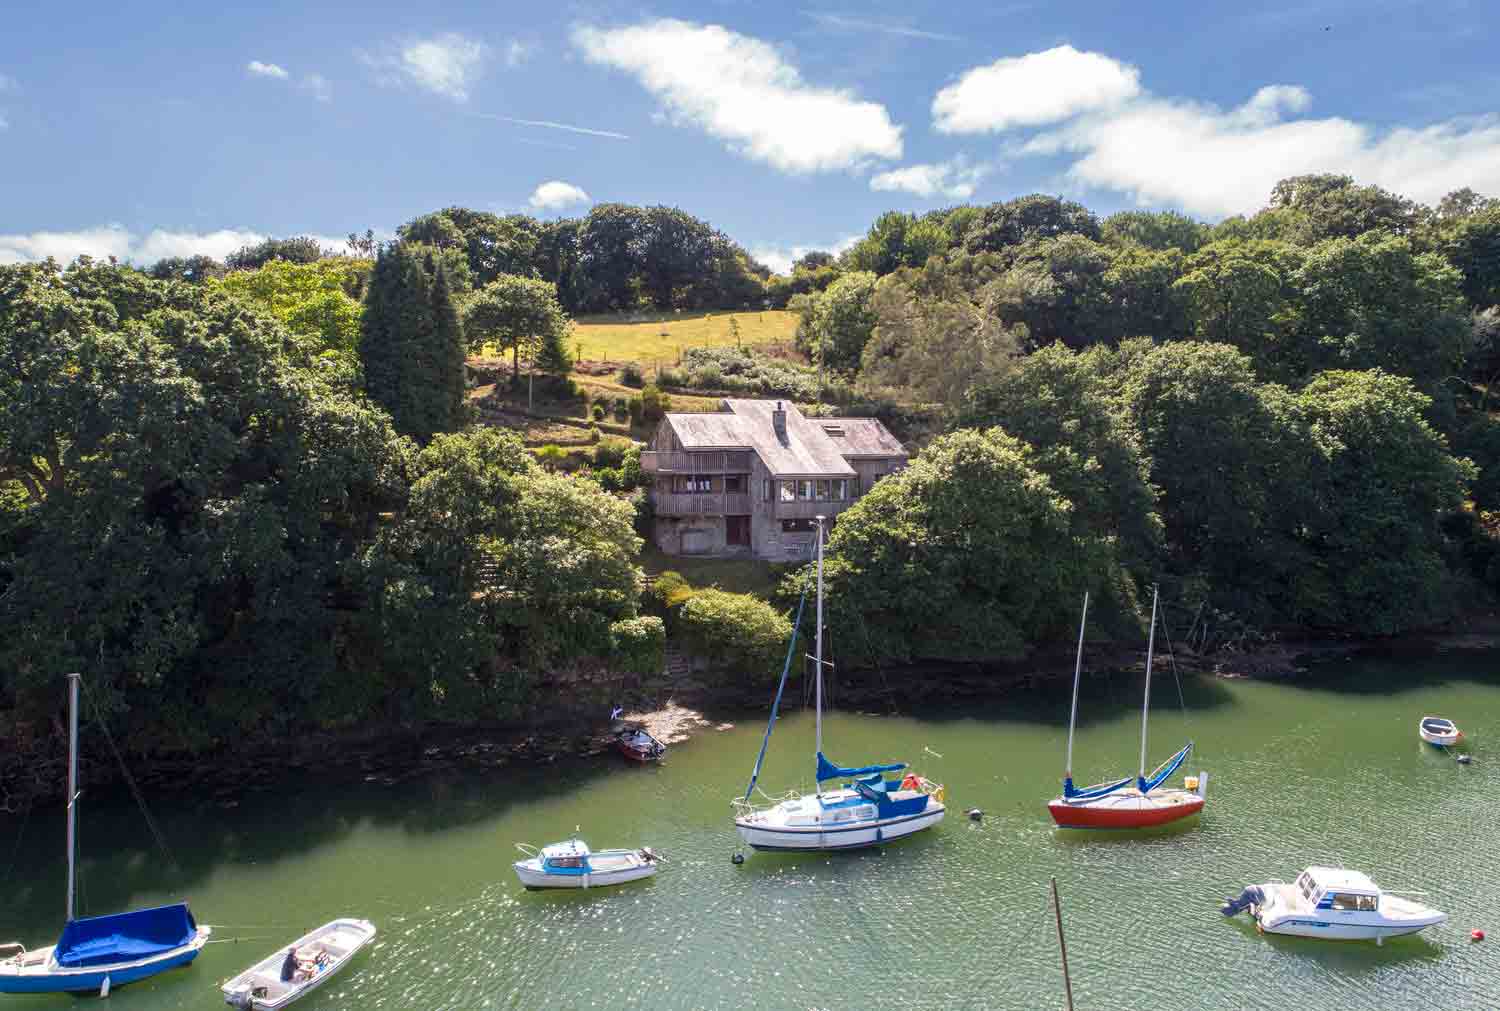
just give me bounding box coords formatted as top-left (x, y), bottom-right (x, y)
top-left (0, 674), bottom-right (209, 996)
top-left (732, 515), bottom-right (945, 852)
top-left (513, 840), bottom-right (662, 889)
top-left (1418, 716), bottom-right (1463, 747)
top-left (1222, 866), bottom-right (1446, 943)
top-left (1047, 588), bottom-right (1207, 830)
top-left (222, 918), bottom-right (376, 1009)
top-left (613, 721), bottom-right (666, 762)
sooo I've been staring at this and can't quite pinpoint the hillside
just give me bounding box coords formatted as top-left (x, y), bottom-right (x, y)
top-left (571, 309), bottom-right (798, 365)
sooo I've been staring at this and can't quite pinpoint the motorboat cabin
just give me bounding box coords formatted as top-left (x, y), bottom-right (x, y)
top-left (512, 839), bottom-right (660, 890)
top-left (1223, 866), bottom-right (1446, 943)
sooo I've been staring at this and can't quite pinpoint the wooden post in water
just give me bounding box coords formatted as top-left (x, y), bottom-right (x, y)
top-left (1051, 876), bottom-right (1075, 1011)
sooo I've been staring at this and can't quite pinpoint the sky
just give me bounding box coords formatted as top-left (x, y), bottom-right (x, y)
top-left (1, 0), bottom-right (1497, 273)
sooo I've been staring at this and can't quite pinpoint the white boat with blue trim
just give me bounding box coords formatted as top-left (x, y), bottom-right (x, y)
top-left (1418, 716), bottom-right (1463, 747)
top-left (1222, 866), bottom-right (1446, 943)
top-left (0, 674), bottom-right (209, 996)
top-left (513, 840), bottom-right (662, 889)
top-left (733, 515), bottom-right (945, 853)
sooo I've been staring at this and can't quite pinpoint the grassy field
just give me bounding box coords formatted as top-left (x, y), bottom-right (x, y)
top-left (571, 309), bottom-right (798, 365)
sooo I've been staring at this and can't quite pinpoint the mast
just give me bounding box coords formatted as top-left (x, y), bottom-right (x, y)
top-left (814, 515), bottom-right (825, 766)
top-left (1138, 586), bottom-right (1159, 781)
top-left (1064, 592), bottom-right (1088, 781)
top-left (65, 672), bottom-right (80, 923)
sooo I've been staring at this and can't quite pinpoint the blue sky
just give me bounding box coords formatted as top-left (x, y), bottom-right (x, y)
top-left (2, 0), bottom-right (1497, 271)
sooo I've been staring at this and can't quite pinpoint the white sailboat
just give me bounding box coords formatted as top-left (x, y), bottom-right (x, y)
top-left (732, 516), bottom-right (945, 852)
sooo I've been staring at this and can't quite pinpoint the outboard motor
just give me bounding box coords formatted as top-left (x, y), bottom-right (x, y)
top-left (1221, 885), bottom-right (1264, 917)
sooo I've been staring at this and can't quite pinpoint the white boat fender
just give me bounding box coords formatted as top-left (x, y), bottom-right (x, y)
top-left (966, 808), bottom-right (983, 822)
top-left (99, 975), bottom-right (110, 998)
top-left (1221, 885), bottom-right (1264, 918)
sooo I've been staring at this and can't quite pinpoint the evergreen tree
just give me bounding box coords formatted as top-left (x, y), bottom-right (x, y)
top-left (359, 243), bottom-right (467, 441)
top-left (534, 316), bottom-right (575, 379)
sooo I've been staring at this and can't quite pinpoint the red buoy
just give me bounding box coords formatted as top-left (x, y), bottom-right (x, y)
top-left (1472, 929), bottom-right (1486, 942)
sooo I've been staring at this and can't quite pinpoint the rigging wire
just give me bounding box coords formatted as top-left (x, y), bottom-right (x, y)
top-left (79, 677), bottom-right (179, 874)
top-left (0, 791), bottom-right (33, 890)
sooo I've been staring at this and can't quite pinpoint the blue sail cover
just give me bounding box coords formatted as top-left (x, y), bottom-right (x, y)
top-left (1137, 742), bottom-right (1193, 794)
top-left (55, 903), bottom-right (196, 968)
top-left (1062, 775), bottom-right (1134, 800)
top-left (815, 751), bottom-right (906, 783)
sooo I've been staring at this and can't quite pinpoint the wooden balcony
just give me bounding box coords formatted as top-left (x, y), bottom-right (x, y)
top-left (653, 492), bottom-right (753, 516)
top-left (641, 450), bottom-right (753, 474)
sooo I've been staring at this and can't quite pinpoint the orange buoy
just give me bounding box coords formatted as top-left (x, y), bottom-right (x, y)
top-left (1472, 929), bottom-right (1486, 942)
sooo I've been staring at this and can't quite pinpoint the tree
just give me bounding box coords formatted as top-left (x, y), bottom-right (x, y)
top-left (147, 255), bottom-right (225, 283)
top-left (211, 257), bottom-right (371, 357)
top-left (987, 234), bottom-right (1115, 347)
top-left (572, 203), bottom-right (647, 312)
top-left (399, 207), bottom-right (540, 286)
top-left (1101, 210), bottom-right (1209, 253)
top-left (793, 250), bottom-right (836, 271)
top-left (533, 315), bottom-right (575, 379)
top-left (808, 427), bottom-right (1095, 664)
top-left (0, 258), bottom-right (407, 739)
top-left (1434, 206), bottom-right (1500, 310)
top-left (358, 244), bottom-right (465, 441)
top-left (1174, 239), bottom-right (1302, 374)
top-left (962, 195), bottom-right (1101, 254)
top-left (844, 211), bottom-right (948, 276)
top-left (1265, 174), bottom-right (1424, 243)
top-left (225, 236), bottom-right (328, 270)
top-left (676, 590), bottom-right (793, 677)
top-left (462, 275), bottom-right (570, 383)
top-left (797, 270), bottom-right (879, 372)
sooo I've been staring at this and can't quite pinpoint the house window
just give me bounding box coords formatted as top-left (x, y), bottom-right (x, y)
top-left (762, 478), bottom-right (773, 502)
top-left (725, 475), bottom-right (745, 493)
top-left (675, 475), bottom-right (711, 493)
top-left (798, 480), bottom-right (814, 500)
top-left (833, 479), bottom-right (848, 501)
top-left (780, 481), bottom-right (796, 502)
top-left (851, 476), bottom-right (862, 497)
top-left (815, 480), bottom-right (829, 501)
top-left (727, 515), bottom-right (751, 546)
top-left (781, 519), bottom-right (815, 533)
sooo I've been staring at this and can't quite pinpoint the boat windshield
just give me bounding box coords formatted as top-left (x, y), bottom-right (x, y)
top-left (546, 857), bottom-right (586, 869)
top-left (1327, 893), bottom-right (1378, 911)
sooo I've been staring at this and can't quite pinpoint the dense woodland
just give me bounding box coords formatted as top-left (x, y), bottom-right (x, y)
top-left (3, 174), bottom-right (1500, 774)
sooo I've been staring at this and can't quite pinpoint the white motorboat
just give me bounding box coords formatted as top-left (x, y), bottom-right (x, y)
top-left (732, 516), bottom-right (945, 852)
top-left (1222, 866), bottom-right (1446, 943)
top-left (513, 840), bottom-right (661, 889)
top-left (222, 919), bottom-right (375, 1010)
top-left (1418, 716), bottom-right (1463, 747)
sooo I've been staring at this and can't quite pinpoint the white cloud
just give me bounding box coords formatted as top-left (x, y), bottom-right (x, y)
top-left (247, 60), bottom-right (289, 80)
top-left (750, 235), bottom-right (859, 276)
top-left (933, 45), bottom-right (1141, 134)
top-left (397, 34), bottom-right (487, 101)
top-left (504, 40), bottom-right (532, 68)
top-left (528, 180), bottom-right (592, 211)
top-left (300, 74), bottom-right (332, 103)
top-left (1023, 83), bottom-right (1500, 218)
top-left (0, 226), bottom-right (357, 266)
top-left (572, 19), bottom-right (903, 174)
top-left (870, 157), bottom-right (990, 199)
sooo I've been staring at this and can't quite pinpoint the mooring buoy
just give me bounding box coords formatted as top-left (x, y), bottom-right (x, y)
top-left (966, 808), bottom-right (984, 822)
top-left (731, 852), bottom-right (745, 865)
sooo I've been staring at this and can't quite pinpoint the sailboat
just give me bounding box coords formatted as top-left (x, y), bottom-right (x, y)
top-left (0, 674), bottom-right (210, 995)
top-left (1047, 588), bottom-right (1208, 830)
top-left (733, 516), bottom-right (946, 852)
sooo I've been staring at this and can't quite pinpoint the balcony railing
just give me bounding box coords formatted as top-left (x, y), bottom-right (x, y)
top-left (653, 493), bottom-right (753, 516)
top-left (775, 499), bottom-right (854, 519)
top-left (641, 451), bottom-right (753, 474)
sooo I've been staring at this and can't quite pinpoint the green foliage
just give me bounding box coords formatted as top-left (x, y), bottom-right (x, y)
top-left (464, 274), bottom-right (570, 382)
top-left (961, 194), bottom-right (1101, 254)
top-left (534, 316), bottom-right (576, 378)
top-left (843, 211), bottom-right (949, 276)
top-left (640, 383), bottom-right (670, 421)
top-left (225, 236), bottom-right (329, 270)
top-left (628, 395), bottom-right (644, 425)
top-left (676, 589), bottom-right (793, 677)
top-left (399, 207), bottom-right (540, 286)
top-left (619, 362), bottom-right (645, 387)
top-left (358, 244), bottom-right (466, 442)
top-left (147, 255), bottom-right (226, 283)
top-left (679, 345), bottom-right (822, 400)
top-left (1101, 210), bottom-right (1209, 253)
top-left (810, 428), bottom-right (1094, 664)
top-left (212, 257), bottom-right (370, 357)
top-left (610, 616), bottom-right (666, 675)
top-left (796, 270), bottom-right (879, 371)
top-left (591, 403), bottom-right (606, 421)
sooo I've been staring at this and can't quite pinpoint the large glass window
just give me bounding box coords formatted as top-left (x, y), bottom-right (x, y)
top-left (780, 481), bottom-right (796, 502)
top-left (676, 475), bottom-right (711, 493)
top-left (815, 480), bottom-right (829, 501)
top-left (833, 479), bottom-right (848, 501)
top-left (724, 475), bottom-right (744, 493)
top-left (781, 519), bottom-right (814, 533)
top-left (798, 480), bottom-right (814, 500)
top-left (763, 478), bottom-right (773, 502)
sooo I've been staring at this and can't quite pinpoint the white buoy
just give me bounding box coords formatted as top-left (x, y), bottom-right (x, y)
top-left (99, 975), bottom-right (110, 997)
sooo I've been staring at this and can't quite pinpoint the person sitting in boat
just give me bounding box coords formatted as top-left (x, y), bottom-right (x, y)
top-left (280, 947), bottom-right (299, 983)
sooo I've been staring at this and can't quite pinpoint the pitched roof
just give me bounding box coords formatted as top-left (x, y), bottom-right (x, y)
top-left (661, 399), bottom-right (904, 478)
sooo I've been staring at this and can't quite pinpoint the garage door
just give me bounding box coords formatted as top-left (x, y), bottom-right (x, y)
top-left (681, 529), bottom-right (710, 554)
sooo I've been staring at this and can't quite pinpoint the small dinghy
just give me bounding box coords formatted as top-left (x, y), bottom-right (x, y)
top-left (1222, 867), bottom-right (1446, 944)
top-left (613, 722), bottom-right (665, 762)
top-left (1418, 716), bottom-right (1463, 747)
top-left (222, 918), bottom-right (375, 1010)
top-left (513, 839), bottom-right (661, 890)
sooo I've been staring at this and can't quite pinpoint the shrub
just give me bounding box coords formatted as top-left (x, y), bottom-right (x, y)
top-left (588, 424), bottom-right (601, 443)
top-left (619, 362), bottom-right (645, 387)
top-left (591, 403), bottom-right (606, 422)
top-left (640, 383), bottom-right (671, 422)
top-left (677, 589), bottom-right (794, 677)
top-left (613, 396), bottom-right (629, 422)
top-left (593, 442), bottom-right (628, 469)
top-left (628, 395), bottom-right (644, 426)
top-left (610, 616), bottom-right (666, 676)
top-left (535, 444), bottom-right (566, 468)
top-left (652, 570), bottom-right (695, 610)
top-left (695, 363), bottom-right (724, 388)
top-left (657, 367), bottom-right (686, 388)
top-left (679, 345), bottom-right (821, 401)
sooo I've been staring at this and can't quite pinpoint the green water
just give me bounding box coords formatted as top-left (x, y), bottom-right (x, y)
top-left (3, 651), bottom-right (1499, 1010)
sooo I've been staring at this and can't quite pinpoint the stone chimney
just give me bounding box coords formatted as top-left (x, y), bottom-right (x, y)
top-left (772, 400), bottom-right (788, 443)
